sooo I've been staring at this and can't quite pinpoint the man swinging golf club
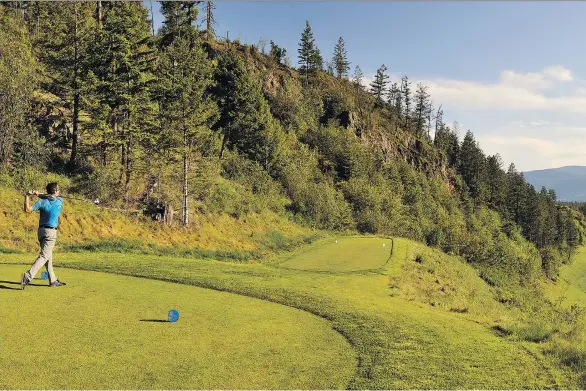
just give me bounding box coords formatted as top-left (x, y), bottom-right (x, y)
top-left (20, 182), bottom-right (66, 290)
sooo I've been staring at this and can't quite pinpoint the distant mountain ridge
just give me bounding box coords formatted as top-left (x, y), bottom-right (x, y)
top-left (523, 166), bottom-right (586, 201)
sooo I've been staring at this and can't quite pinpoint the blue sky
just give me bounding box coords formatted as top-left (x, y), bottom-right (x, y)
top-left (149, 1), bottom-right (586, 172)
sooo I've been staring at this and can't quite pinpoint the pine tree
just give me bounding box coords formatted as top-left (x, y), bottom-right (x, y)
top-left (434, 105), bottom-right (443, 142)
top-left (413, 83), bottom-right (431, 137)
top-left (212, 48), bottom-right (284, 170)
top-left (0, 6), bottom-right (39, 168)
top-left (159, 1), bottom-right (200, 46)
top-left (85, 2), bottom-right (157, 205)
top-left (458, 130), bottom-right (487, 205)
top-left (157, 35), bottom-right (217, 226)
top-left (203, 1), bottom-right (215, 42)
top-left (32, 2), bottom-right (96, 170)
top-left (269, 40), bottom-right (287, 65)
top-left (332, 36), bottom-right (350, 79)
top-left (393, 83), bottom-right (403, 131)
top-left (506, 163), bottom-right (527, 226)
top-left (311, 47), bottom-right (324, 71)
top-left (298, 20), bottom-right (316, 74)
top-left (400, 76), bottom-right (412, 131)
top-left (352, 65), bottom-right (363, 89)
top-left (325, 59), bottom-right (334, 76)
top-left (369, 64), bottom-right (388, 108)
top-left (486, 154), bottom-right (508, 216)
top-left (298, 20), bottom-right (322, 83)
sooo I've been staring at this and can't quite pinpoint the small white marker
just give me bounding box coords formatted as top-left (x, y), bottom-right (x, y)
top-left (383, 243), bottom-right (386, 247)
top-left (335, 240), bottom-right (338, 243)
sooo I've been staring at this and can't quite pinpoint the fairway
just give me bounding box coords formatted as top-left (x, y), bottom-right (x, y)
top-left (0, 265), bottom-right (356, 390)
top-left (278, 237), bottom-right (392, 272)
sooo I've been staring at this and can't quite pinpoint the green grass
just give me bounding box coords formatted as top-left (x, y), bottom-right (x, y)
top-left (276, 236), bottom-right (392, 273)
top-left (0, 265), bottom-right (355, 389)
top-left (0, 237), bottom-right (568, 389)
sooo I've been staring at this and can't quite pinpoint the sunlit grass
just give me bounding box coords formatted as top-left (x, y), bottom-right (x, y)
top-left (0, 237), bottom-right (567, 389)
top-left (275, 236), bottom-right (392, 272)
top-left (0, 264), bottom-right (355, 390)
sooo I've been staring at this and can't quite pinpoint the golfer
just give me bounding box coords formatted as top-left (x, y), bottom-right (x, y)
top-left (20, 182), bottom-right (66, 289)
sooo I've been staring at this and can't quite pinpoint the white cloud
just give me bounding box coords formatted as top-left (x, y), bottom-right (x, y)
top-left (543, 65), bottom-right (573, 82)
top-left (413, 66), bottom-right (586, 113)
top-left (477, 122), bottom-right (586, 171)
top-left (499, 70), bottom-right (551, 91)
top-left (360, 65), bottom-right (586, 170)
top-left (363, 66), bottom-right (579, 112)
top-left (528, 120), bottom-right (550, 127)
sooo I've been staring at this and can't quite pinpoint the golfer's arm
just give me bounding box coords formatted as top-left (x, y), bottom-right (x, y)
top-left (24, 195), bottom-right (32, 213)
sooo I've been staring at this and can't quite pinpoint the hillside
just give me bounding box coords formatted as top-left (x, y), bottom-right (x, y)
top-left (0, 187), bottom-right (318, 258)
top-left (0, 1), bottom-right (582, 291)
top-left (524, 166), bottom-right (586, 201)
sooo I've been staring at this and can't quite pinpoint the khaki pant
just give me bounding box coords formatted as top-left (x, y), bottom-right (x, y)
top-left (26, 227), bottom-right (58, 283)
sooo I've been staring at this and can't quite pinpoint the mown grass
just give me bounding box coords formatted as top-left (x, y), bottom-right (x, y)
top-left (0, 237), bottom-right (568, 389)
top-left (275, 236), bottom-right (392, 272)
top-left (0, 264), bottom-right (355, 390)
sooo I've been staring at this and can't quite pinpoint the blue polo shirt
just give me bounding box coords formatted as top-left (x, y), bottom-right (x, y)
top-left (32, 197), bottom-right (63, 228)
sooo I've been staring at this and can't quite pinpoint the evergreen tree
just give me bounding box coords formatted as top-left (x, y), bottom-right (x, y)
top-left (311, 47), bottom-right (324, 71)
top-left (157, 34), bottom-right (217, 226)
top-left (458, 130), bottom-right (487, 205)
top-left (393, 83), bottom-right (403, 131)
top-left (400, 76), bottom-right (412, 130)
top-left (352, 65), bottom-right (364, 90)
top-left (297, 20), bottom-right (316, 75)
top-left (413, 83), bottom-right (431, 137)
top-left (486, 154), bottom-right (508, 215)
top-left (506, 163), bottom-right (527, 226)
top-left (434, 105), bottom-right (444, 142)
top-left (269, 40), bottom-right (287, 65)
top-left (332, 36), bottom-right (350, 79)
top-left (369, 64), bottom-right (389, 108)
top-left (325, 59), bottom-right (334, 76)
top-left (32, 1), bottom-right (96, 170)
top-left (158, 1), bottom-right (200, 46)
top-left (0, 6), bottom-right (40, 169)
top-left (212, 49), bottom-right (284, 171)
top-left (203, 1), bottom-right (215, 42)
top-left (85, 2), bottom-right (157, 205)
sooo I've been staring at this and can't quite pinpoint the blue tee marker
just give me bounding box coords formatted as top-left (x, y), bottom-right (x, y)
top-left (41, 271), bottom-right (48, 280)
top-left (168, 309), bottom-right (179, 323)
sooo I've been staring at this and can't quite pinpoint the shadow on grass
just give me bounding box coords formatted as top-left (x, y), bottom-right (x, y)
top-left (0, 280), bottom-right (48, 287)
top-left (0, 284), bottom-right (20, 290)
top-left (139, 319), bottom-right (169, 323)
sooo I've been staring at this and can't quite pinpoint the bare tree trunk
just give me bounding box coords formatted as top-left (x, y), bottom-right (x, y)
top-left (124, 139), bottom-right (131, 208)
top-left (157, 164), bottom-right (161, 203)
top-left (182, 150), bottom-right (188, 226)
top-left (69, 2), bottom-right (80, 171)
top-left (206, 1), bottom-right (215, 42)
top-left (149, 1), bottom-right (154, 35)
top-left (97, 0), bottom-right (102, 28)
top-left (182, 123), bottom-right (189, 226)
top-left (219, 133), bottom-right (227, 159)
top-left (119, 125), bottom-right (125, 184)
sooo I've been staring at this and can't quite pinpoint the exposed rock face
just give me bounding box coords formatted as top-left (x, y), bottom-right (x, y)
top-left (337, 110), bottom-right (362, 137)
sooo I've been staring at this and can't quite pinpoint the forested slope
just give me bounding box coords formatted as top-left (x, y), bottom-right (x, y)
top-left (0, 2), bottom-right (583, 293)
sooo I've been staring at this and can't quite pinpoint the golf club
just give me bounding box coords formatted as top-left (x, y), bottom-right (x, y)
top-left (28, 192), bottom-right (100, 205)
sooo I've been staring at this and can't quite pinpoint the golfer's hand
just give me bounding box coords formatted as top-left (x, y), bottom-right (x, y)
top-left (26, 190), bottom-right (38, 196)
